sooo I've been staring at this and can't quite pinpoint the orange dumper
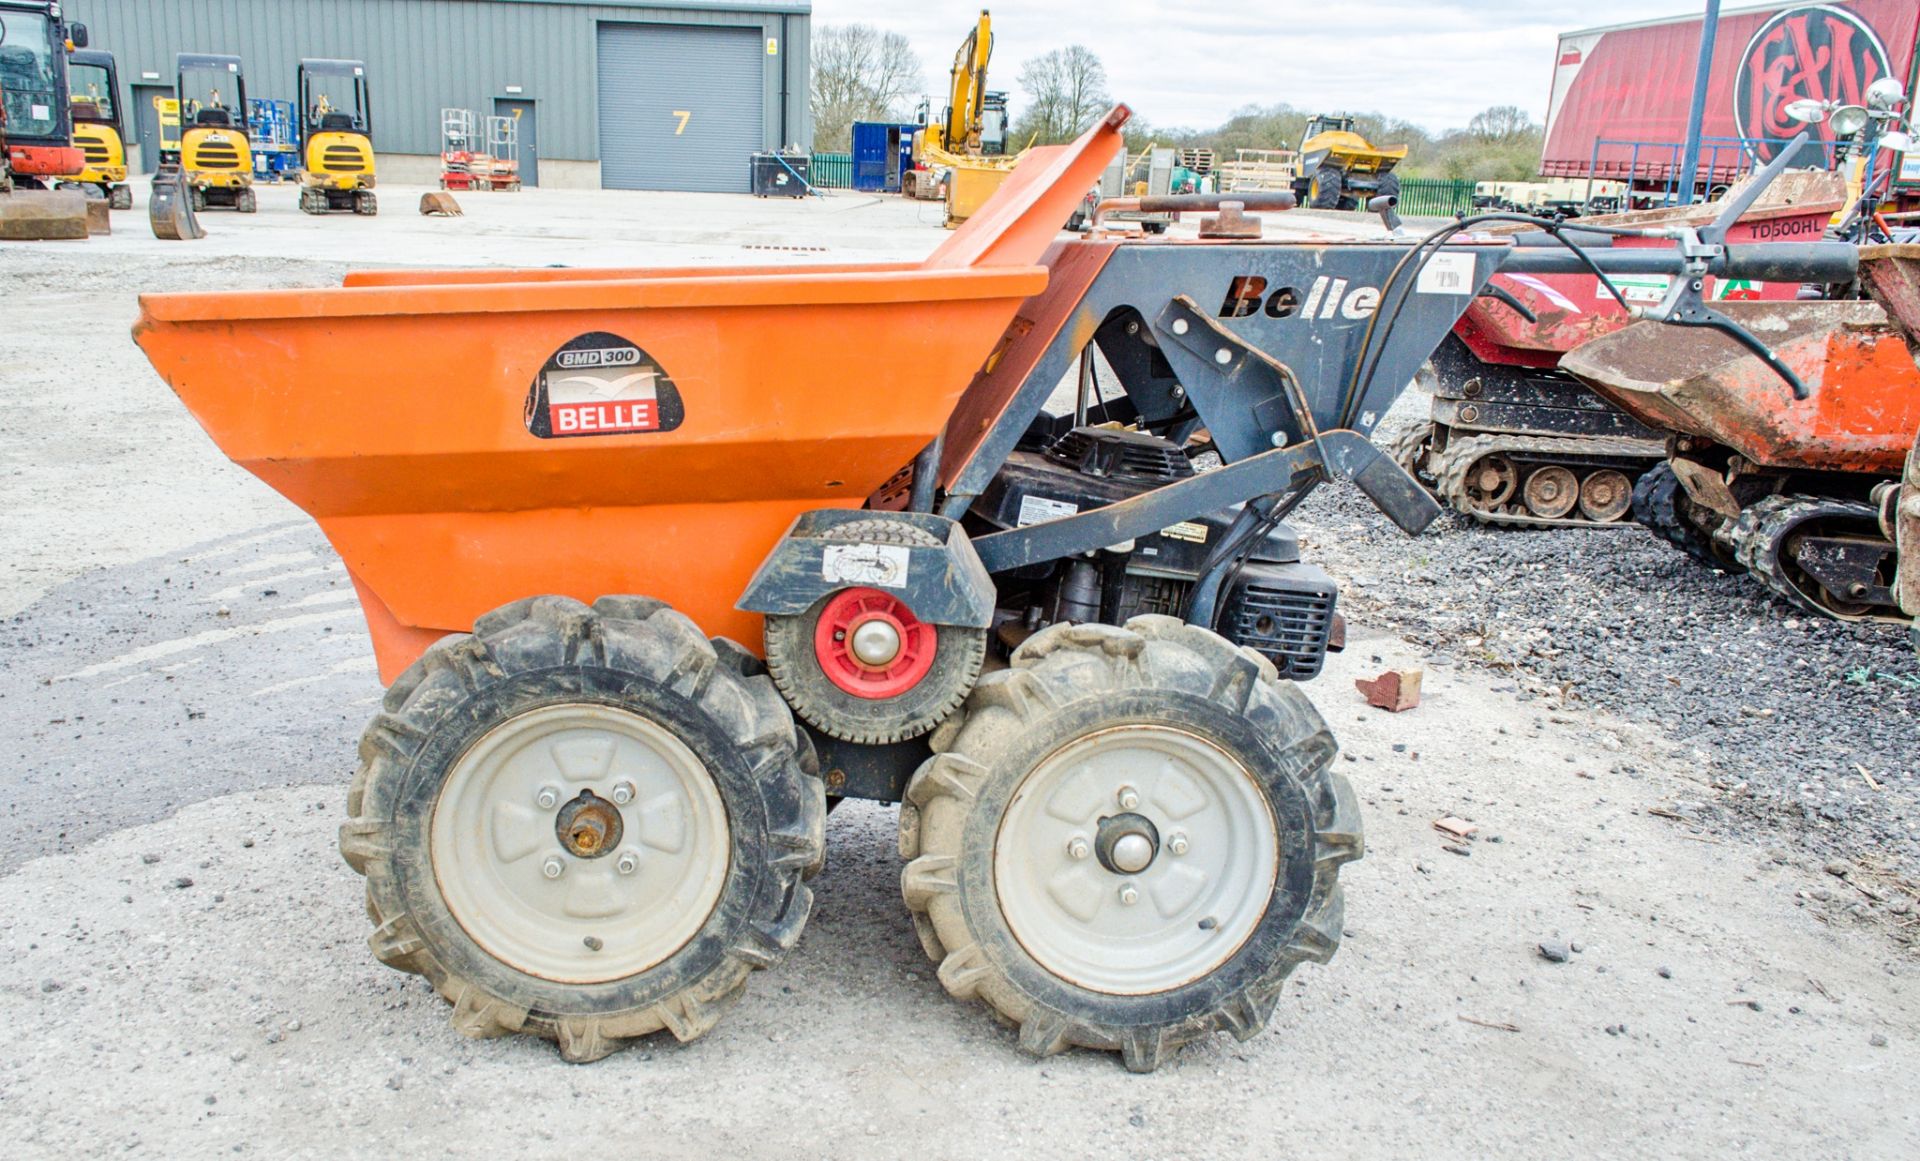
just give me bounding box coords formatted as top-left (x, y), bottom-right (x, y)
top-left (134, 106), bottom-right (1859, 1069)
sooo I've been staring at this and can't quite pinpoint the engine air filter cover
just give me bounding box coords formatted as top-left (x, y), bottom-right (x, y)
top-left (1044, 427), bottom-right (1196, 484)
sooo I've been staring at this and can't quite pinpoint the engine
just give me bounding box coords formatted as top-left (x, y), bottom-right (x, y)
top-left (972, 427), bottom-right (1341, 680)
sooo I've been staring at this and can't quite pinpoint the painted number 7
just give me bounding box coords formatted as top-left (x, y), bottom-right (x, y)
top-left (671, 110), bottom-right (691, 136)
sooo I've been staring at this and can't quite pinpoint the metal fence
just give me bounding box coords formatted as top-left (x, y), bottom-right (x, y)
top-left (1395, 177), bottom-right (1476, 218)
top-left (1582, 136), bottom-right (1837, 205)
top-left (810, 153), bottom-right (853, 189)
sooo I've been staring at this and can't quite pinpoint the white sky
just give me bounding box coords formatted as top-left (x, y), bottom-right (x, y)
top-left (809, 0), bottom-right (1726, 132)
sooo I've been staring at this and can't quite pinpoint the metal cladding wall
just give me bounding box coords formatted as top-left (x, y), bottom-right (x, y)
top-left (61, 0), bottom-right (811, 170)
top-left (597, 23), bottom-right (764, 192)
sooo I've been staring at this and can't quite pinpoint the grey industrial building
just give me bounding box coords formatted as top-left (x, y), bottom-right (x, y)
top-left (61, 0), bottom-right (813, 191)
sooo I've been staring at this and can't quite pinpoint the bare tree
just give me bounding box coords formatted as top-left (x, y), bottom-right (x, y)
top-left (809, 24), bottom-right (924, 152)
top-left (1467, 105), bottom-right (1534, 145)
top-left (1012, 46), bottom-right (1110, 146)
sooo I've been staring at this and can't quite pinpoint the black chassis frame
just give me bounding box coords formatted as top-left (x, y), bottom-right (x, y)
top-left (763, 217), bottom-right (1856, 803)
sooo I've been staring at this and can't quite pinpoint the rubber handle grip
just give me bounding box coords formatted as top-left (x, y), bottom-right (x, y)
top-left (1132, 191), bottom-right (1297, 214)
top-left (1718, 242), bottom-right (1857, 284)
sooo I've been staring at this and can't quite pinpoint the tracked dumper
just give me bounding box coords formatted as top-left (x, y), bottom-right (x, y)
top-left (1860, 246), bottom-right (1920, 644)
top-left (1563, 246), bottom-right (1920, 625)
top-left (1897, 425), bottom-right (1920, 649)
top-left (1400, 170), bottom-right (1846, 529)
top-left (133, 106), bottom-right (1855, 1070)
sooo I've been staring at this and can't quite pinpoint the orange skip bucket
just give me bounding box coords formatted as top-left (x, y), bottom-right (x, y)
top-left (135, 109), bottom-right (1130, 681)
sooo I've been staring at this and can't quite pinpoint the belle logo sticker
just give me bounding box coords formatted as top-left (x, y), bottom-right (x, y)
top-left (525, 332), bottom-right (685, 439)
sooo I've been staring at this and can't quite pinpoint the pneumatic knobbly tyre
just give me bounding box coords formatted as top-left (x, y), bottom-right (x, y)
top-left (763, 519), bottom-right (987, 745)
top-left (899, 615), bottom-right (1362, 1072)
top-left (1307, 164), bottom-right (1345, 210)
top-left (339, 595), bottom-right (826, 1063)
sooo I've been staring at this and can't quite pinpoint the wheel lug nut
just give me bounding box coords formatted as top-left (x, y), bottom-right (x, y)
top-left (1118, 883), bottom-right (1139, 906)
top-left (610, 781), bottom-right (636, 806)
top-left (1116, 785), bottom-right (1140, 810)
top-left (541, 856), bottom-right (566, 880)
top-left (535, 786), bottom-right (559, 810)
top-left (1168, 833), bottom-right (1190, 856)
top-left (616, 850), bottom-right (639, 875)
top-left (1066, 836), bottom-right (1091, 860)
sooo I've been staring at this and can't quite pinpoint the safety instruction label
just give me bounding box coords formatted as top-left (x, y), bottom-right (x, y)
top-left (1416, 252), bottom-right (1476, 295)
top-left (822, 544), bottom-right (910, 588)
top-left (1160, 521), bottom-right (1209, 543)
top-left (1017, 495), bottom-right (1079, 526)
top-left (1611, 275), bottom-right (1671, 305)
top-left (526, 331), bottom-right (685, 438)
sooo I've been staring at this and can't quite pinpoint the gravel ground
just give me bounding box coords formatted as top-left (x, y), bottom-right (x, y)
top-left (1296, 392), bottom-right (1920, 883)
top-left (4, 217), bottom-right (1918, 1156)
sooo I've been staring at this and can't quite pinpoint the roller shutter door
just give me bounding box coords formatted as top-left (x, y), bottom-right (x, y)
top-left (597, 23), bottom-right (765, 193)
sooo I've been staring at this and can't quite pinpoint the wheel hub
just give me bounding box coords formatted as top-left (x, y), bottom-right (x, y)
top-left (1579, 469), bottom-right (1633, 523)
top-left (849, 617), bottom-right (903, 667)
top-left (555, 790), bottom-right (624, 859)
top-left (1523, 465), bottom-right (1579, 518)
top-left (813, 587), bottom-right (938, 700)
top-left (1464, 454), bottom-right (1518, 511)
top-left (994, 724), bottom-right (1280, 995)
top-left (1096, 813), bottom-right (1161, 875)
top-left (430, 703), bottom-right (731, 985)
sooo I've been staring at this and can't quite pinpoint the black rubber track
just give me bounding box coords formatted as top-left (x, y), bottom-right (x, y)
top-left (1632, 461), bottom-right (1737, 568)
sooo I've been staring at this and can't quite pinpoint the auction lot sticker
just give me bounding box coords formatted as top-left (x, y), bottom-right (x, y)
top-left (525, 332), bottom-right (685, 438)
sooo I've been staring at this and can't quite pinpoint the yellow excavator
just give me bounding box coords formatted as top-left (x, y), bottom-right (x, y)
top-left (908, 9), bottom-right (1018, 228)
top-left (62, 48), bottom-right (129, 209)
top-left (295, 58), bottom-right (376, 215)
top-left (1292, 115), bottom-right (1405, 211)
top-left (171, 53), bottom-right (256, 214)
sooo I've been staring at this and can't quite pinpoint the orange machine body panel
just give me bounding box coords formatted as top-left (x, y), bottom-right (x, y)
top-left (1562, 300), bottom-right (1920, 474)
top-left (133, 110), bottom-right (1130, 683)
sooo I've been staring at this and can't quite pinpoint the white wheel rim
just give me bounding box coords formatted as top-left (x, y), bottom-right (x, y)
top-left (430, 704), bottom-right (730, 985)
top-left (994, 725), bottom-right (1279, 995)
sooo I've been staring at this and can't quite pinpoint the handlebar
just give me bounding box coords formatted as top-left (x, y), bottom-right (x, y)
top-left (1497, 239), bottom-right (1856, 401)
top-left (1500, 241), bottom-right (1858, 284)
top-left (1092, 191), bottom-right (1295, 225)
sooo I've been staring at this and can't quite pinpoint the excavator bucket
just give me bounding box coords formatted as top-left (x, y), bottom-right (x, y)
top-left (148, 164), bottom-right (205, 240)
top-left (1561, 299), bottom-right (1920, 474)
top-left (0, 187), bottom-right (90, 241)
top-left (134, 107), bottom-right (1130, 681)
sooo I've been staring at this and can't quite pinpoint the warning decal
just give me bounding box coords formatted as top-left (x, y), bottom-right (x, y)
top-left (525, 332), bottom-right (685, 439)
top-left (822, 544), bottom-right (911, 588)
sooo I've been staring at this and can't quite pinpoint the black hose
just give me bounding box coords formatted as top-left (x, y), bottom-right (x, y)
top-left (1342, 213), bottom-right (1632, 428)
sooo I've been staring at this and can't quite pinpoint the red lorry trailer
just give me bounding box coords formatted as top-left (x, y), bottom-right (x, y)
top-left (1542, 0), bottom-right (1920, 207)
